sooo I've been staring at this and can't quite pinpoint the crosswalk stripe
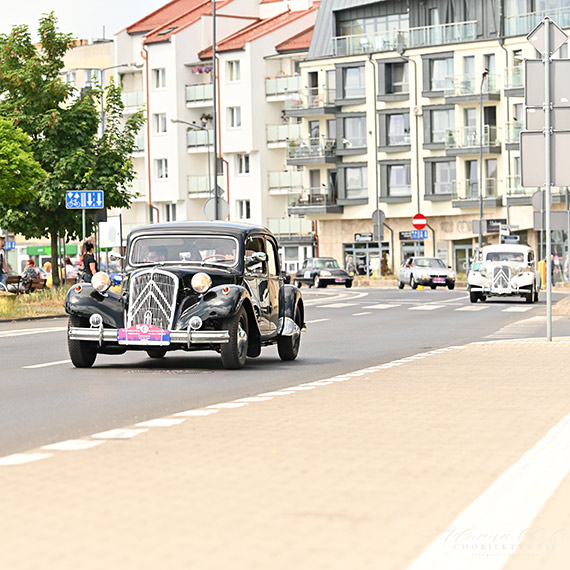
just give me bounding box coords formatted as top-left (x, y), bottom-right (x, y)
top-left (409, 305), bottom-right (444, 311)
top-left (317, 302), bottom-right (358, 308)
top-left (455, 306), bottom-right (489, 311)
top-left (363, 304), bottom-right (400, 310)
top-left (502, 306), bottom-right (534, 312)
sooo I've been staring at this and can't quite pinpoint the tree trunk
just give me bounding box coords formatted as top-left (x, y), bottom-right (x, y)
top-left (50, 231), bottom-right (61, 288)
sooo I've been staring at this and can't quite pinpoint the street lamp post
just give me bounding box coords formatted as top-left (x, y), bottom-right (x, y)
top-left (171, 119), bottom-right (212, 200)
top-left (478, 69), bottom-right (489, 250)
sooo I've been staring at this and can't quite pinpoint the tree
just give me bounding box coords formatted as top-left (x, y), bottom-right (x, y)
top-left (0, 13), bottom-right (145, 286)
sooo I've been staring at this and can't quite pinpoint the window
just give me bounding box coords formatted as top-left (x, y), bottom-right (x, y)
top-left (430, 58), bottom-right (453, 91)
top-left (153, 113), bottom-right (167, 134)
top-left (345, 166), bottom-right (367, 199)
top-left (227, 60), bottom-right (240, 82)
top-left (327, 119), bottom-right (337, 140)
top-left (339, 14), bottom-right (409, 38)
top-left (431, 109), bottom-right (454, 143)
top-left (228, 106), bottom-right (241, 128)
top-left (153, 68), bottom-right (166, 89)
top-left (387, 164), bottom-right (411, 197)
top-left (465, 160), bottom-right (478, 198)
top-left (237, 200), bottom-right (251, 220)
top-left (385, 62), bottom-right (408, 94)
top-left (432, 161), bottom-right (456, 195)
top-left (486, 158), bottom-right (498, 196)
top-left (164, 203), bottom-right (177, 222)
top-left (64, 72), bottom-right (76, 87)
top-left (237, 154), bottom-right (249, 174)
top-left (156, 159), bottom-right (168, 180)
top-left (343, 116), bottom-right (366, 148)
top-left (343, 66), bottom-right (365, 99)
top-left (387, 113), bottom-right (410, 145)
top-left (266, 239), bottom-right (278, 277)
top-left (83, 69), bottom-right (101, 86)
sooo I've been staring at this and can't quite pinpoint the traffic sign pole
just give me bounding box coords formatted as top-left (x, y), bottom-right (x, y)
top-left (82, 209), bottom-right (86, 242)
top-left (545, 18), bottom-right (552, 341)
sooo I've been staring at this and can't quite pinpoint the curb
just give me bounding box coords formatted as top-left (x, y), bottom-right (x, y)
top-left (0, 314), bottom-right (67, 324)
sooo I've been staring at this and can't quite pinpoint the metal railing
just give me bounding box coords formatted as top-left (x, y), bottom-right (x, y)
top-left (505, 6), bottom-right (570, 36)
top-left (186, 129), bottom-right (214, 149)
top-left (287, 137), bottom-right (336, 159)
top-left (505, 122), bottom-right (523, 144)
top-left (331, 21), bottom-right (477, 56)
top-left (387, 132), bottom-right (411, 145)
top-left (455, 178), bottom-right (501, 200)
top-left (268, 170), bottom-right (303, 194)
top-left (427, 182), bottom-right (457, 197)
top-left (266, 217), bottom-right (313, 235)
top-left (265, 75), bottom-right (301, 98)
top-left (133, 133), bottom-right (145, 152)
top-left (444, 125), bottom-right (501, 148)
top-left (187, 175), bottom-right (210, 195)
top-left (185, 83), bottom-right (213, 105)
top-left (284, 88), bottom-right (335, 111)
top-left (288, 187), bottom-right (337, 208)
top-left (266, 124), bottom-right (302, 146)
top-left (121, 90), bottom-right (144, 108)
top-left (505, 67), bottom-right (524, 89)
top-left (444, 74), bottom-right (500, 97)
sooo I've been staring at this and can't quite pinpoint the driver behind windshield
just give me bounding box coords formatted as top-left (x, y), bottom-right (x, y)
top-left (146, 246), bottom-right (167, 263)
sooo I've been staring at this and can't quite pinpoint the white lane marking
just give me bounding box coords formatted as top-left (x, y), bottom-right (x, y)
top-left (0, 453), bottom-right (53, 466)
top-left (23, 359), bottom-right (72, 369)
top-left (502, 306), bottom-right (533, 312)
top-left (408, 412), bottom-right (570, 570)
top-left (174, 409), bottom-right (219, 417)
top-left (92, 428), bottom-right (148, 439)
top-left (135, 419), bottom-right (185, 427)
top-left (207, 402), bottom-right (247, 409)
top-left (0, 326), bottom-right (66, 339)
top-left (317, 302), bottom-right (358, 308)
top-left (353, 312), bottom-right (371, 316)
top-left (409, 305), bottom-right (444, 311)
top-left (303, 291), bottom-right (369, 306)
top-left (235, 397), bottom-right (274, 403)
top-left (42, 440), bottom-right (104, 451)
top-left (455, 305), bottom-right (489, 311)
top-left (306, 318), bottom-right (329, 324)
top-left (363, 304), bottom-right (400, 310)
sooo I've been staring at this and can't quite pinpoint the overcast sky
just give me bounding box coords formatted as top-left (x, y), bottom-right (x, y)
top-left (0, 1), bottom-right (168, 42)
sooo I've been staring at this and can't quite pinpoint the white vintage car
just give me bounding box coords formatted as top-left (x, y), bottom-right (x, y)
top-left (467, 244), bottom-right (541, 303)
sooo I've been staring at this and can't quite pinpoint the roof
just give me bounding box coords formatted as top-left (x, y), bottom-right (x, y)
top-left (275, 26), bottom-right (314, 53)
top-left (127, 221), bottom-right (270, 240)
top-left (199, 3), bottom-right (319, 58)
top-left (483, 244), bottom-right (532, 252)
top-left (126, 0), bottom-right (202, 34)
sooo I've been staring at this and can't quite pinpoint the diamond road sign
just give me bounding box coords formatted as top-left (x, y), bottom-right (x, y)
top-left (65, 190), bottom-right (104, 209)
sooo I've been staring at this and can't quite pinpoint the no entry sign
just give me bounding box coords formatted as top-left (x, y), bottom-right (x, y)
top-left (412, 213), bottom-right (427, 230)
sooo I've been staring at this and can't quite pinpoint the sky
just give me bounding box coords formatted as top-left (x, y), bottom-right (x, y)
top-left (0, 0), bottom-right (169, 42)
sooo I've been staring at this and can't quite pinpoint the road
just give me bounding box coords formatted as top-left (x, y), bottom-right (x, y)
top-left (1, 286), bottom-right (569, 457)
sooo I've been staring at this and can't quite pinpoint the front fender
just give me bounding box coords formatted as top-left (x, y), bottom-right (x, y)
top-left (279, 284), bottom-right (304, 326)
top-left (65, 285), bottom-right (125, 328)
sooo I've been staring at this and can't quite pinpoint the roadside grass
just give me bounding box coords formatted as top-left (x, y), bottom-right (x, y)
top-left (0, 286), bottom-right (69, 320)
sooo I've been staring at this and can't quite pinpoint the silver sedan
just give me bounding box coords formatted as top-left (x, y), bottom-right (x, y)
top-left (397, 257), bottom-right (456, 290)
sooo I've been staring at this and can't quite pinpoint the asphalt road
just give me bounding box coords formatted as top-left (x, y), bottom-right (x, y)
top-left (2, 286), bottom-right (569, 457)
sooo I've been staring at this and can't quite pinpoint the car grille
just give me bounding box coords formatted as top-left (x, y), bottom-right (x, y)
top-left (492, 265), bottom-right (511, 289)
top-left (127, 269), bottom-right (178, 330)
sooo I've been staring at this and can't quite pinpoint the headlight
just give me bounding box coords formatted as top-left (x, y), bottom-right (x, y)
top-left (449, 272), bottom-right (456, 280)
top-left (320, 270), bottom-right (332, 277)
top-left (419, 272), bottom-right (430, 280)
top-left (91, 272), bottom-right (111, 293)
top-left (191, 272), bottom-right (212, 294)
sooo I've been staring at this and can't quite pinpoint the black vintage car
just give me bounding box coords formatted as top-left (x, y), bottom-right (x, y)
top-left (294, 257), bottom-right (353, 288)
top-left (66, 221), bottom-right (305, 369)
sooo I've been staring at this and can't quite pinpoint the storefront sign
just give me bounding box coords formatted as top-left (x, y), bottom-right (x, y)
top-left (354, 232), bottom-right (373, 242)
top-left (486, 218), bottom-right (507, 233)
top-left (399, 231), bottom-right (413, 240)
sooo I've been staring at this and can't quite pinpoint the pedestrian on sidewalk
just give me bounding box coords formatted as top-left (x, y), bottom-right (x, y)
top-left (0, 235), bottom-right (7, 290)
top-left (81, 242), bottom-right (98, 283)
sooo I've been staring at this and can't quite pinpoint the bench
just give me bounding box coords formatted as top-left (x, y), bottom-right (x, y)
top-left (27, 278), bottom-right (47, 293)
top-left (5, 275), bottom-right (23, 294)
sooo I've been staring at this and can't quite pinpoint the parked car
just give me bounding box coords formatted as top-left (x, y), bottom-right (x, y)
top-left (467, 244), bottom-right (540, 303)
top-left (397, 257), bottom-right (456, 290)
top-left (65, 221), bottom-right (305, 369)
top-left (294, 257), bottom-right (353, 288)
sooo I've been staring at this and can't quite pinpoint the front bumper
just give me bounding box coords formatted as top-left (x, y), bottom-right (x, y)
top-left (416, 278), bottom-right (454, 287)
top-left (468, 284), bottom-right (532, 296)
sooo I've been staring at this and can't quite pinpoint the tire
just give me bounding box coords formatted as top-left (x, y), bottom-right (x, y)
top-left (525, 291), bottom-right (533, 304)
top-left (398, 281), bottom-right (404, 289)
top-left (534, 288), bottom-right (539, 303)
top-left (146, 349), bottom-right (167, 359)
top-left (448, 283), bottom-right (455, 290)
top-left (469, 290), bottom-right (479, 303)
top-left (314, 276), bottom-right (321, 288)
top-left (68, 314), bottom-right (97, 368)
top-left (278, 306), bottom-right (302, 361)
top-left (411, 276), bottom-right (418, 290)
top-left (220, 306), bottom-right (249, 369)
top-left (345, 281), bottom-right (352, 288)
top-left (430, 284), bottom-right (437, 290)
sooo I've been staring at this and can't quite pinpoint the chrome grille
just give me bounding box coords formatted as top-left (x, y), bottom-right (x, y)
top-left (127, 269), bottom-right (178, 330)
top-left (492, 265), bottom-right (511, 289)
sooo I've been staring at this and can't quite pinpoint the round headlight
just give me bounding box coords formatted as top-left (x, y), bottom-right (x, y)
top-left (191, 272), bottom-right (212, 294)
top-left (91, 272), bottom-right (111, 293)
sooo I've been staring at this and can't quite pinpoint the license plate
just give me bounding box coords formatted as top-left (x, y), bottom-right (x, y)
top-left (433, 278), bottom-right (445, 284)
top-left (335, 278), bottom-right (346, 283)
top-left (118, 324), bottom-right (171, 346)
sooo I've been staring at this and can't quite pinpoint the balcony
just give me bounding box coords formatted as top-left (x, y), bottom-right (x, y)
top-left (266, 216), bottom-right (314, 237)
top-left (286, 137), bottom-right (337, 166)
top-left (505, 122), bottom-right (523, 148)
top-left (122, 90), bottom-right (144, 110)
top-left (265, 75), bottom-right (301, 102)
top-left (444, 74), bottom-right (500, 102)
top-left (186, 129), bottom-right (214, 152)
top-left (424, 182), bottom-right (457, 201)
top-left (133, 133), bottom-right (145, 153)
top-left (268, 170), bottom-right (303, 195)
top-left (504, 176), bottom-right (569, 206)
top-left (504, 67), bottom-right (524, 96)
top-left (444, 126), bottom-right (501, 155)
top-left (185, 83), bottom-right (213, 107)
top-left (287, 186), bottom-right (343, 215)
top-left (128, 178), bottom-right (147, 201)
top-left (266, 124), bottom-right (302, 149)
top-left (187, 175), bottom-right (212, 199)
top-left (284, 88), bottom-right (336, 117)
top-left (331, 20), bottom-right (477, 56)
top-left (505, 6), bottom-right (570, 37)
top-left (451, 179), bottom-right (503, 208)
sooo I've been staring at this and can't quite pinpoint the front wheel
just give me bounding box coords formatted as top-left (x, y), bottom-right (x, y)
top-left (68, 314), bottom-right (97, 368)
top-left (469, 290), bottom-right (479, 303)
top-left (278, 307), bottom-right (302, 361)
top-left (220, 306), bottom-right (249, 369)
top-left (147, 349), bottom-right (167, 359)
top-left (398, 281), bottom-right (405, 289)
top-left (448, 282), bottom-right (455, 290)
top-left (525, 291), bottom-right (534, 304)
top-left (345, 281), bottom-right (352, 288)
top-left (534, 288), bottom-right (539, 303)
top-left (411, 276), bottom-right (418, 290)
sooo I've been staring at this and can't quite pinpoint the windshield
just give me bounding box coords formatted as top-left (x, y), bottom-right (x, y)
top-left (485, 251), bottom-right (525, 263)
top-left (130, 236), bottom-right (239, 267)
top-left (413, 258), bottom-right (446, 269)
top-left (314, 259), bottom-right (339, 269)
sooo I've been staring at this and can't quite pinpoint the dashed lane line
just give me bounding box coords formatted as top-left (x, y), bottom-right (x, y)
top-left (23, 359), bottom-right (72, 369)
top-left (305, 318), bottom-right (329, 324)
top-left (0, 326), bottom-right (66, 339)
top-left (352, 312), bottom-right (371, 316)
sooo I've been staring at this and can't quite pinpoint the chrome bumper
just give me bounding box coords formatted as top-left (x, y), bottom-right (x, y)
top-left (69, 326), bottom-right (230, 346)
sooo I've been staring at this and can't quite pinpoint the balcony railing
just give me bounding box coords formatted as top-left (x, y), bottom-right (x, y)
top-left (331, 20), bottom-right (477, 56)
top-left (505, 67), bottom-right (524, 89)
top-left (387, 132), bottom-right (411, 146)
top-left (265, 75), bottom-right (301, 99)
top-left (505, 6), bottom-right (570, 37)
top-left (284, 88), bottom-right (335, 111)
top-left (455, 178), bottom-right (501, 200)
top-left (122, 90), bottom-right (144, 109)
top-left (444, 125), bottom-right (501, 148)
top-left (427, 182), bottom-right (457, 198)
top-left (127, 178), bottom-right (147, 200)
top-left (268, 170), bottom-right (303, 194)
top-left (287, 137), bottom-right (336, 160)
top-left (185, 83), bottom-right (213, 105)
top-left (186, 129), bottom-right (214, 149)
top-left (266, 124), bottom-right (302, 146)
top-left (266, 216), bottom-right (313, 236)
top-left (187, 175), bottom-right (211, 197)
top-left (133, 133), bottom-right (145, 152)
top-left (288, 187), bottom-right (338, 208)
top-left (505, 122), bottom-right (523, 144)
top-left (444, 74), bottom-right (500, 97)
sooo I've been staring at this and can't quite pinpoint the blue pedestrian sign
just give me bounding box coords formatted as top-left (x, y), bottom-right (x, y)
top-left (411, 229), bottom-right (428, 240)
top-left (66, 190), bottom-right (104, 210)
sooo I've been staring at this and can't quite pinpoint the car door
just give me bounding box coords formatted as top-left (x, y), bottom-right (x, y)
top-left (404, 258), bottom-right (414, 284)
top-left (264, 236), bottom-right (281, 334)
top-left (244, 235), bottom-right (271, 334)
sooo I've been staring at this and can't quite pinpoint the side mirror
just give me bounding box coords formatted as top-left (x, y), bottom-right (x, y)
top-left (245, 251), bottom-right (267, 268)
top-left (109, 253), bottom-right (124, 261)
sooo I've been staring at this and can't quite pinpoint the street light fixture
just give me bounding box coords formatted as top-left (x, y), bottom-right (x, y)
top-left (478, 69), bottom-right (489, 251)
top-left (171, 118), bottom-right (212, 204)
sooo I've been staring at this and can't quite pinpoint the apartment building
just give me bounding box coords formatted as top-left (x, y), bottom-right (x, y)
top-left (287, 0), bottom-right (570, 276)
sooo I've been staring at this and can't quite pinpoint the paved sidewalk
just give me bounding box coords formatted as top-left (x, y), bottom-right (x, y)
top-left (2, 340), bottom-right (570, 570)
